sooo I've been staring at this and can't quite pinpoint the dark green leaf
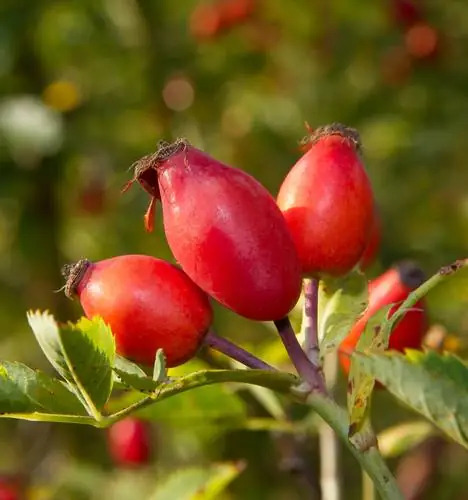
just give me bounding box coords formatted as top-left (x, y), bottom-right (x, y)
top-left (0, 361), bottom-right (87, 415)
top-left (355, 350), bottom-right (468, 449)
top-left (318, 270), bottom-right (368, 355)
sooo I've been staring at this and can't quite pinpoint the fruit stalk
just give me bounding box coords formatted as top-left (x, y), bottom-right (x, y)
top-left (301, 278), bottom-right (320, 366)
top-left (274, 317), bottom-right (326, 393)
top-left (204, 330), bottom-right (275, 370)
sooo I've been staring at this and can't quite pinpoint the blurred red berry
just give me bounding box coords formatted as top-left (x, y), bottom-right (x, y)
top-left (190, 4), bottom-right (223, 40)
top-left (108, 418), bottom-right (151, 467)
top-left (390, 0), bottom-right (423, 28)
top-left (339, 261), bottom-right (428, 377)
top-left (405, 22), bottom-right (440, 60)
top-left (0, 480), bottom-right (19, 500)
top-left (219, 0), bottom-right (256, 27)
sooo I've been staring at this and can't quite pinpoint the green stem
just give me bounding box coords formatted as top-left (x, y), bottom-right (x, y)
top-left (362, 470), bottom-right (376, 500)
top-left (303, 393), bottom-right (403, 500)
top-left (383, 258), bottom-right (468, 338)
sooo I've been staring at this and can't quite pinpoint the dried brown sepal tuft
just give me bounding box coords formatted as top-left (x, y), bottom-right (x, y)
top-left (61, 259), bottom-right (92, 299)
top-left (300, 122), bottom-right (362, 153)
top-left (121, 138), bottom-right (191, 232)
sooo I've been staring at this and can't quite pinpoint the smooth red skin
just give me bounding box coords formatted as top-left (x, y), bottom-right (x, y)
top-left (339, 267), bottom-right (427, 376)
top-left (107, 418), bottom-right (151, 467)
top-left (360, 211), bottom-right (381, 270)
top-left (277, 135), bottom-right (374, 277)
top-left (76, 255), bottom-right (212, 367)
top-left (156, 146), bottom-right (302, 321)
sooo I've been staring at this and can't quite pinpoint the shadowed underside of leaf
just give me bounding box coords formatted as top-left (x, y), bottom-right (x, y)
top-left (27, 311), bottom-right (115, 411)
top-left (0, 361), bottom-right (87, 415)
top-left (355, 350), bottom-right (468, 449)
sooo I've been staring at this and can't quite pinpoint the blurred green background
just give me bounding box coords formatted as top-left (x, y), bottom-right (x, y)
top-left (2, 0), bottom-right (468, 498)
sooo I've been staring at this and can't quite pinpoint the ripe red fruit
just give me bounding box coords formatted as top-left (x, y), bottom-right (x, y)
top-left (62, 254), bottom-right (213, 367)
top-left (339, 261), bottom-right (428, 376)
top-left (277, 124), bottom-right (374, 278)
top-left (108, 418), bottom-right (151, 467)
top-left (360, 209), bottom-right (381, 270)
top-left (124, 139), bottom-right (302, 321)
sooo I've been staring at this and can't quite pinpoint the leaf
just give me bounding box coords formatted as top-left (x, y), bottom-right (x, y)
top-left (347, 305), bottom-right (392, 438)
top-left (318, 270), bottom-right (368, 355)
top-left (114, 355), bottom-right (148, 378)
top-left (355, 350), bottom-right (468, 450)
top-left (112, 355), bottom-right (148, 388)
top-left (113, 368), bottom-right (162, 394)
top-left (148, 462), bottom-right (245, 500)
top-left (0, 361), bottom-right (87, 415)
top-left (153, 349), bottom-right (167, 382)
top-left (27, 311), bottom-right (115, 411)
top-left (378, 421), bottom-right (435, 458)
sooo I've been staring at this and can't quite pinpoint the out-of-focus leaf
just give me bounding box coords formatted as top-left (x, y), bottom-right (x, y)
top-left (0, 361), bottom-right (87, 416)
top-left (148, 462), bottom-right (245, 500)
top-left (378, 421), bottom-right (435, 458)
top-left (318, 270), bottom-right (368, 355)
top-left (355, 350), bottom-right (468, 450)
top-left (27, 311), bottom-right (115, 411)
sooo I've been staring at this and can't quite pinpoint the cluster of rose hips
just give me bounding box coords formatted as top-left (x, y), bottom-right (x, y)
top-left (62, 122), bottom-right (427, 385)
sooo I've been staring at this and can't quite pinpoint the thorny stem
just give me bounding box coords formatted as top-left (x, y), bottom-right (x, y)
top-left (302, 278), bottom-right (320, 366)
top-left (274, 317), bottom-right (327, 394)
top-left (204, 329), bottom-right (275, 371)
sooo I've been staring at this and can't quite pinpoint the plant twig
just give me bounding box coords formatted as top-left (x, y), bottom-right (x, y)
top-left (274, 317), bottom-right (327, 394)
top-left (319, 351), bottom-right (341, 500)
top-left (204, 329), bottom-right (275, 370)
top-left (362, 470), bottom-right (375, 500)
top-left (302, 278), bottom-right (320, 366)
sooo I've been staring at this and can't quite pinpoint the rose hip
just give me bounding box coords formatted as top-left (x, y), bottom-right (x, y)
top-left (277, 123), bottom-right (375, 277)
top-left (124, 139), bottom-right (302, 321)
top-left (62, 254), bottom-right (212, 367)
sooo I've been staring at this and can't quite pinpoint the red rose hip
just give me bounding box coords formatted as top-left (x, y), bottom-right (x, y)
top-left (360, 208), bottom-right (381, 270)
top-left (125, 139), bottom-right (302, 321)
top-left (108, 418), bottom-right (151, 467)
top-left (62, 254), bottom-right (212, 367)
top-left (277, 123), bottom-right (374, 277)
top-left (339, 261), bottom-right (428, 376)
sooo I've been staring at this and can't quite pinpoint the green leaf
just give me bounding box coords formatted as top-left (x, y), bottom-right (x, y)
top-left (0, 361), bottom-right (87, 415)
top-left (378, 421), bottom-right (435, 458)
top-left (318, 270), bottom-right (368, 355)
top-left (27, 311), bottom-right (115, 412)
top-left (355, 350), bottom-right (468, 450)
top-left (153, 349), bottom-right (167, 382)
top-left (114, 355), bottom-right (148, 378)
top-left (112, 355), bottom-right (148, 388)
top-left (148, 462), bottom-right (245, 500)
top-left (347, 305), bottom-right (392, 438)
top-left (113, 368), bottom-right (162, 394)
